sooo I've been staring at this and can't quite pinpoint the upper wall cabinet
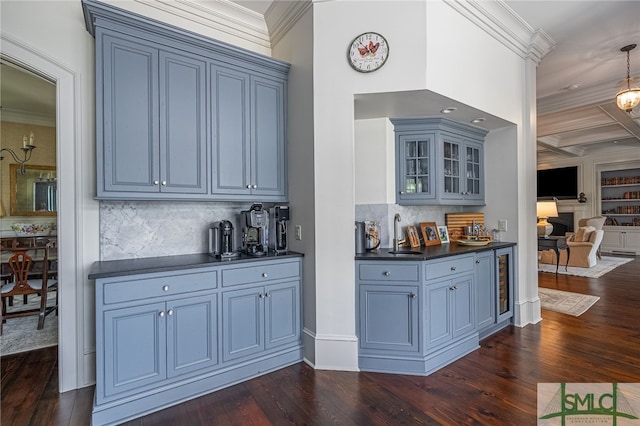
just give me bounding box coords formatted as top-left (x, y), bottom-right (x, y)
top-left (391, 118), bottom-right (488, 206)
top-left (83, 0), bottom-right (290, 201)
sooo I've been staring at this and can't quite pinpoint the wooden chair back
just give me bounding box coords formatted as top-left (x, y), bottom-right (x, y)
top-left (6, 250), bottom-right (36, 296)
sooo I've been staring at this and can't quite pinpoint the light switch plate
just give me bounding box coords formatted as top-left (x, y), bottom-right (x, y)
top-left (295, 225), bottom-right (302, 240)
top-left (498, 220), bottom-right (508, 232)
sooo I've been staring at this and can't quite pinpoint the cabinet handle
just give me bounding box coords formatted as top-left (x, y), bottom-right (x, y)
top-left (450, 266), bottom-right (456, 271)
top-left (262, 273), bottom-right (268, 278)
top-left (400, 191), bottom-right (405, 195)
top-left (162, 285), bottom-right (169, 291)
top-left (159, 311), bottom-right (165, 317)
top-left (410, 293), bottom-right (417, 299)
top-left (265, 292), bottom-right (271, 298)
top-left (384, 271), bottom-right (391, 276)
top-left (246, 184), bottom-right (252, 189)
top-left (259, 293), bottom-right (265, 299)
top-left (476, 260), bottom-right (480, 264)
top-left (167, 309), bottom-right (174, 316)
top-left (449, 286), bottom-right (455, 291)
top-left (252, 184), bottom-right (257, 189)
top-left (154, 180), bottom-right (159, 185)
top-left (161, 180), bottom-right (167, 186)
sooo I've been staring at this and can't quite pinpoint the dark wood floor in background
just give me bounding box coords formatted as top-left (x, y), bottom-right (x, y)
top-left (3, 256), bottom-right (640, 425)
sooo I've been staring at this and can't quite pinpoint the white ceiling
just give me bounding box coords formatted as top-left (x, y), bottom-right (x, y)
top-left (2, 0), bottom-right (639, 161)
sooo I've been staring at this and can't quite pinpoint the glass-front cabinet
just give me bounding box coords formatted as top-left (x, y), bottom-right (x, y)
top-left (396, 133), bottom-right (436, 204)
top-left (392, 118), bottom-right (487, 206)
top-left (495, 247), bottom-right (513, 323)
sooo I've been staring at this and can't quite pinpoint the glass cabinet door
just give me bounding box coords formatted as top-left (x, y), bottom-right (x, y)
top-left (397, 133), bottom-right (435, 203)
top-left (465, 144), bottom-right (481, 196)
top-left (496, 247), bottom-right (513, 322)
top-left (443, 139), bottom-right (461, 195)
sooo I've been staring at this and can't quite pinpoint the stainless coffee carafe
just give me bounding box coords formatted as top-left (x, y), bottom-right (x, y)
top-left (269, 205), bottom-right (290, 254)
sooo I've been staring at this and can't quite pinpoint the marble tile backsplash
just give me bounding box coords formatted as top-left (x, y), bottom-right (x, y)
top-left (355, 204), bottom-right (462, 248)
top-left (100, 201), bottom-right (252, 260)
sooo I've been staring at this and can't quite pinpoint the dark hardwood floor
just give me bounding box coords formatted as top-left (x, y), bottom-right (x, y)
top-left (2, 255), bottom-right (640, 425)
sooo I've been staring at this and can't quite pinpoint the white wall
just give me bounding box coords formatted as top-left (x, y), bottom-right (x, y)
top-left (354, 118), bottom-right (396, 205)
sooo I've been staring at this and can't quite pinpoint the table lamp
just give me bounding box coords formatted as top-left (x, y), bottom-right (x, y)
top-left (537, 200), bottom-right (558, 238)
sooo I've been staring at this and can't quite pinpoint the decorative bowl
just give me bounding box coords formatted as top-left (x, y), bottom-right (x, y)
top-left (11, 223), bottom-right (53, 237)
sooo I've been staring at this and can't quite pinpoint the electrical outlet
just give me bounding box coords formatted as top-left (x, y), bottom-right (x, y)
top-left (295, 225), bottom-right (302, 240)
top-left (498, 220), bottom-right (507, 232)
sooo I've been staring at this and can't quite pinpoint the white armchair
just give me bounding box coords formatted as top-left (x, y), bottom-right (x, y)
top-left (540, 228), bottom-right (604, 268)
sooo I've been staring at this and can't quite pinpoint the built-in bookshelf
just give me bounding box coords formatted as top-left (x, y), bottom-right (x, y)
top-left (600, 168), bottom-right (640, 226)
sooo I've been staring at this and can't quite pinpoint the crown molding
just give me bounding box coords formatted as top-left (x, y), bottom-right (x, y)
top-left (265, 0), bottom-right (312, 47)
top-left (443, 0), bottom-right (554, 64)
top-left (1, 109), bottom-right (56, 127)
top-left (132, 0), bottom-right (271, 50)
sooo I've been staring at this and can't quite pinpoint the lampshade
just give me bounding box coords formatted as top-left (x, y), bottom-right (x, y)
top-left (616, 44), bottom-right (640, 112)
top-left (537, 201), bottom-right (558, 238)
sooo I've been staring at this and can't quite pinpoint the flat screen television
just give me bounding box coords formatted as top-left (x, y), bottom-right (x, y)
top-left (537, 166), bottom-right (578, 200)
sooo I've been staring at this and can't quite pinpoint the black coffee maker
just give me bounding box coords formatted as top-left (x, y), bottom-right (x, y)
top-left (240, 204), bottom-right (269, 256)
top-left (269, 205), bottom-right (290, 254)
top-left (209, 220), bottom-right (239, 259)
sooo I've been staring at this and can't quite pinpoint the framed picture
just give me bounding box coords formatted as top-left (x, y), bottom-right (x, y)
top-left (438, 225), bottom-right (450, 244)
top-left (407, 225), bottom-right (420, 248)
top-left (420, 222), bottom-right (441, 246)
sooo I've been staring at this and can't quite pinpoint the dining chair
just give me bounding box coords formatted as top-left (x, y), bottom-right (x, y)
top-left (0, 245), bottom-right (58, 335)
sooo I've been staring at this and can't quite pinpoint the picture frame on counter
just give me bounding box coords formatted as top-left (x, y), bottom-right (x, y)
top-left (420, 222), bottom-right (441, 246)
top-left (407, 226), bottom-right (420, 248)
top-left (438, 225), bottom-right (450, 244)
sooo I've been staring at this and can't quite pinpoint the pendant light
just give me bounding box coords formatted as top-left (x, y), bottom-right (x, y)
top-left (616, 44), bottom-right (640, 112)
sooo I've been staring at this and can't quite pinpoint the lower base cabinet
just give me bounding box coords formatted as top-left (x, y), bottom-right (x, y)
top-left (356, 246), bottom-right (514, 375)
top-left (92, 257), bottom-right (302, 425)
top-left (601, 227), bottom-right (640, 255)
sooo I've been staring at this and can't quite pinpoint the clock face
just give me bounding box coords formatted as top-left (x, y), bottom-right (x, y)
top-left (348, 32), bottom-right (389, 73)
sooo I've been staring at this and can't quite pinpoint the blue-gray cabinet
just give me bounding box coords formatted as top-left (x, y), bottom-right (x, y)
top-left (211, 66), bottom-right (286, 200)
top-left (391, 118), bottom-right (487, 206)
top-left (91, 255), bottom-right (303, 425)
top-left (356, 247), bottom-right (515, 376)
top-left (474, 250), bottom-right (495, 333)
top-left (98, 33), bottom-right (207, 197)
top-left (84, 0), bottom-right (289, 202)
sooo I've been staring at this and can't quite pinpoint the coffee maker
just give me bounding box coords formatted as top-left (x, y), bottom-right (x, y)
top-left (240, 203), bottom-right (269, 256)
top-left (269, 205), bottom-right (290, 254)
top-left (209, 220), bottom-right (239, 259)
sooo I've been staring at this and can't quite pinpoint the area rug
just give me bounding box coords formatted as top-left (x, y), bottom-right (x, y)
top-left (538, 255), bottom-right (633, 278)
top-left (539, 287), bottom-right (600, 316)
top-left (0, 293), bottom-right (58, 356)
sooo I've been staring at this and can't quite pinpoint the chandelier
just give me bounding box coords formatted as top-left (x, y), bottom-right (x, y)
top-left (616, 44), bottom-right (640, 112)
top-left (0, 132), bottom-right (36, 174)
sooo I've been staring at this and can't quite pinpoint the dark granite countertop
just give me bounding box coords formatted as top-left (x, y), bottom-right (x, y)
top-left (355, 241), bottom-right (516, 261)
top-left (89, 251), bottom-right (304, 280)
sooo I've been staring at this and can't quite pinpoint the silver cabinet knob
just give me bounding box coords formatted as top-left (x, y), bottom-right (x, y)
top-left (159, 311), bottom-right (165, 317)
top-left (450, 266), bottom-right (456, 271)
top-left (161, 180), bottom-right (167, 186)
top-left (400, 191), bottom-right (405, 195)
top-left (262, 273), bottom-right (268, 278)
top-left (265, 292), bottom-right (271, 298)
top-left (167, 309), bottom-right (174, 316)
top-left (476, 259), bottom-right (480, 264)
top-left (162, 285), bottom-right (169, 291)
top-left (384, 271), bottom-right (391, 276)
top-left (154, 180), bottom-right (159, 185)
top-left (259, 293), bottom-right (265, 299)
top-left (410, 293), bottom-right (417, 299)
top-left (246, 184), bottom-right (252, 189)
top-left (252, 184), bottom-right (257, 189)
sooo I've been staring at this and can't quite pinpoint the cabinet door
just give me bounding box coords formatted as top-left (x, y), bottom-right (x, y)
top-left (424, 280), bottom-right (452, 349)
top-left (475, 251), bottom-right (495, 331)
top-left (101, 33), bottom-right (159, 194)
top-left (210, 65), bottom-right (251, 195)
top-left (251, 76), bottom-right (286, 197)
top-left (451, 274), bottom-right (475, 338)
top-left (103, 302), bottom-right (166, 399)
top-left (396, 133), bottom-right (436, 204)
top-left (166, 294), bottom-right (218, 378)
top-left (463, 139), bottom-right (484, 201)
top-left (265, 280), bottom-right (300, 349)
top-left (359, 284), bottom-right (420, 352)
top-left (496, 247), bottom-right (514, 322)
top-left (440, 135), bottom-right (463, 200)
top-left (222, 286), bottom-right (264, 362)
top-left (159, 52), bottom-right (207, 194)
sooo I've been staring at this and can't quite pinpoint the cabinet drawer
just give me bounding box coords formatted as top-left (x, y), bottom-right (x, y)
top-left (358, 263), bottom-right (419, 282)
top-left (425, 255), bottom-right (474, 281)
top-left (222, 260), bottom-right (300, 287)
top-left (103, 270), bottom-right (218, 304)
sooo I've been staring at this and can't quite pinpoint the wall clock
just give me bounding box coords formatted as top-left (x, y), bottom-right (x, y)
top-left (347, 32), bottom-right (389, 73)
